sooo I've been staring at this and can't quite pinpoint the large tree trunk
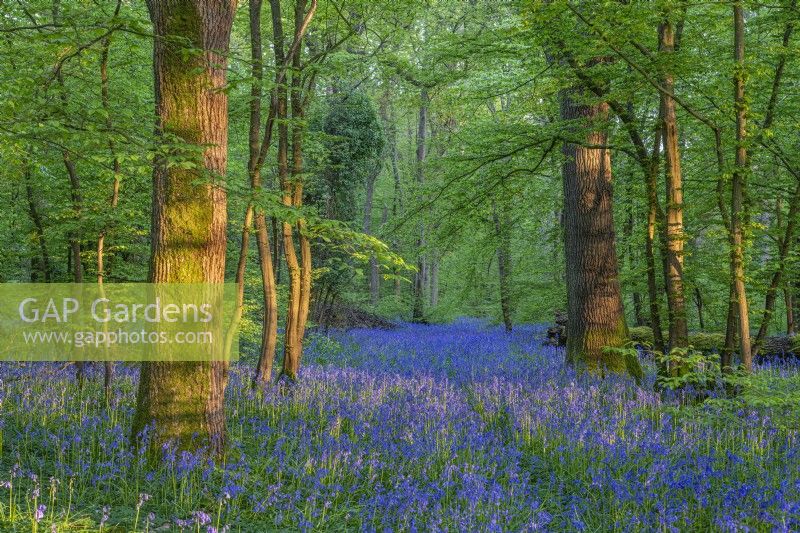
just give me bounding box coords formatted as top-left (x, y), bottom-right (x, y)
top-left (731, 2), bottom-right (752, 371)
top-left (560, 89), bottom-right (629, 374)
top-left (659, 18), bottom-right (689, 354)
top-left (132, 0), bottom-right (236, 455)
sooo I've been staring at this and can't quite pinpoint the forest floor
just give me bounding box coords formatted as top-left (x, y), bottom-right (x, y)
top-left (0, 319), bottom-right (798, 531)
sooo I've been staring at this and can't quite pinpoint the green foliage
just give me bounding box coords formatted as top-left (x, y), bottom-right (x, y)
top-left (600, 344), bottom-right (644, 384)
top-left (627, 327), bottom-right (728, 355)
top-left (309, 91), bottom-right (384, 221)
top-left (628, 326), bottom-right (654, 346)
top-left (656, 348), bottom-right (726, 394)
top-left (688, 332), bottom-right (727, 353)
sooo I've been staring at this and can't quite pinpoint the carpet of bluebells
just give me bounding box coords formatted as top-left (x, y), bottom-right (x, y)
top-left (0, 319), bottom-right (799, 531)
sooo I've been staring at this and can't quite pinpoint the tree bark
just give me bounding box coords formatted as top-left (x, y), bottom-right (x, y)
top-left (694, 286), bottom-right (705, 331)
top-left (411, 88), bottom-right (428, 322)
top-left (97, 0), bottom-right (123, 401)
top-left (644, 130), bottom-right (666, 355)
top-left (659, 18), bottom-right (689, 353)
top-left (364, 164), bottom-right (380, 305)
top-left (492, 202), bottom-right (512, 332)
top-left (277, 0), bottom-right (315, 380)
top-left (242, 0), bottom-right (279, 388)
top-left (24, 167), bottom-right (52, 283)
top-left (731, 2), bottom-right (752, 371)
top-left (52, 0), bottom-right (86, 385)
top-left (752, 183), bottom-right (800, 355)
top-left (132, 0), bottom-right (236, 455)
top-left (560, 88), bottom-right (629, 374)
top-left (622, 172), bottom-right (644, 326)
top-left (785, 287), bottom-right (795, 335)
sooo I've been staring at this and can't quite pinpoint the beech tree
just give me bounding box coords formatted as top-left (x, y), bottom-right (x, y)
top-left (132, 0), bottom-right (236, 453)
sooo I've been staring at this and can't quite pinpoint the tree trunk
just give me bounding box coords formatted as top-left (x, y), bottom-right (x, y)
top-left (52, 0), bottom-right (86, 385)
top-left (24, 168), bottom-right (52, 282)
top-left (752, 184), bottom-right (800, 355)
top-left (560, 88), bottom-right (629, 374)
top-left (97, 0), bottom-right (123, 401)
top-left (492, 202), bottom-right (513, 332)
top-left (132, 0), bottom-right (236, 455)
top-left (694, 286), bottom-right (705, 331)
top-left (429, 258), bottom-right (439, 308)
top-left (364, 164), bottom-right (380, 305)
top-left (731, 2), bottom-right (752, 371)
top-left (411, 88), bottom-right (428, 322)
top-left (278, 0), bottom-right (315, 380)
top-left (644, 131), bottom-right (666, 355)
top-left (785, 287), bottom-right (795, 335)
top-left (388, 100), bottom-right (403, 298)
top-left (659, 18), bottom-right (689, 354)
top-left (270, 0), bottom-right (300, 380)
top-left (622, 172), bottom-right (644, 326)
top-left (243, 0), bottom-right (279, 388)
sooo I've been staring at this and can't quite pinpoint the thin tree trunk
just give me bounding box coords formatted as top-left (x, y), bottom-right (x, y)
top-left (364, 164), bottom-right (380, 305)
top-left (694, 286), bottom-right (705, 330)
top-left (492, 202), bottom-right (512, 332)
top-left (731, 2), bottom-right (752, 371)
top-left (52, 0), bottom-right (86, 386)
top-left (411, 88), bottom-right (428, 322)
top-left (293, 0), bottom-right (313, 371)
top-left (277, 0), bottom-right (316, 380)
top-left (785, 287), bottom-right (795, 335)
top-left (429, 257), bottom-right (439, 307)
top-left (388, 99), bottom-right (403, 298)
top-left (24, 168), bottom-right (52, 282)
top-left (97, 0), bottom-right (122, 402)
top-left (644, 130), bottom-right (666, 355)
top-left (243, 0), bottom-right (279, 388)
top-left (560, 88), bottom-right (630, 374)
top-left (270, 0), bottom-right (300, 380)
top-left (752, 183), bottom-right (800, 355)
top-left (622, 173), bottom-right (644, 326)
top-left (132, 0), bottom-right (235, 455)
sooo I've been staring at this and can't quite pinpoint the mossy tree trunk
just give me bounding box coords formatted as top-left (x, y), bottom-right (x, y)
top-left (560, 88), bottom-right (630, 374)
top-left (659, 17), bottom-right (689, 356)
top-left (132, 0), bottom-right (236, 455)
top-left (730, 2), bottom-right (752, 372)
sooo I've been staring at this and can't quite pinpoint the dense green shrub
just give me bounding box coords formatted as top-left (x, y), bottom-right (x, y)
top-left (628, 326), bottom-right (654, 346)
top-left (688, 332), bottom-right (726, 352)
top-left (628, 327), bottom-right (727, 353)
